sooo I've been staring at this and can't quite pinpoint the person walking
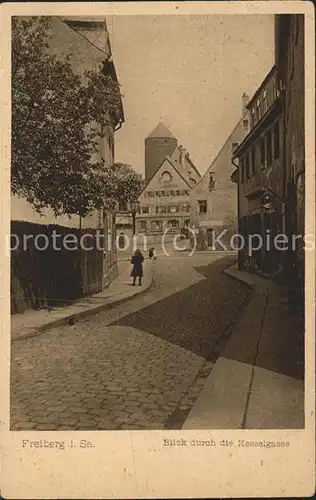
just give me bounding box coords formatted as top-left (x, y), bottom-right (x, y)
top-left (131, 249), bottom-right (144, 286)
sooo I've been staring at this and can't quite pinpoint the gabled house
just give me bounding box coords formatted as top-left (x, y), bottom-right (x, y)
top-left (137, 123), bottom-right (201, 240)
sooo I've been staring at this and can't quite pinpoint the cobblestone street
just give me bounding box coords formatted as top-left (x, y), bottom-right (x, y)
top-left (11, 253), bottom-right (250, 430)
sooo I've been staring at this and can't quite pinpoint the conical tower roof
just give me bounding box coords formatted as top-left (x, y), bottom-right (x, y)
top-left (146, 121), bottom-right (176, 139)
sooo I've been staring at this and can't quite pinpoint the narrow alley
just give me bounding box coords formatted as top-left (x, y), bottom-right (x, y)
top-left (11, 254), bottom-right (250, 431)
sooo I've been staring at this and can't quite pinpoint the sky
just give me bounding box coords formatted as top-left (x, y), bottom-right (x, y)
top-left (108, 14), bottom-right (275, 176)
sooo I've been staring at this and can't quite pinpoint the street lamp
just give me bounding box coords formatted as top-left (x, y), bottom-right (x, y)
top-left (130, 200), bottom-right (140, 236)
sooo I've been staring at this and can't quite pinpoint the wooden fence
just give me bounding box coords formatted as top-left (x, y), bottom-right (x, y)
top-left (11, 221), bottom-right (104, 314)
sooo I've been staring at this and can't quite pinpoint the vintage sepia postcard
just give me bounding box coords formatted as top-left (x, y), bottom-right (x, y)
top-left (0, 1), bottom-right (315, 498)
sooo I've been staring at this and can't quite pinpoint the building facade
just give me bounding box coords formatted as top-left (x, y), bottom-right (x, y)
top-left (11, 16), bottom-right (124, 291)
top-left (275, 14), bottom-right (305, 291)
top-left (136, 123), bottom-right (201, 240)
top-left (232, 66), bottom-right (284, 276)
top-left (189, 94), bottom-right (250, 250)
top-left (232, 14), bottom-right (305, 290)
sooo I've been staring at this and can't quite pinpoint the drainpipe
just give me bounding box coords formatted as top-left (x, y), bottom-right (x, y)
top-left (231, 156), bottom-right (241, 269)
top-left (278, 80), bottom-right (288, 283)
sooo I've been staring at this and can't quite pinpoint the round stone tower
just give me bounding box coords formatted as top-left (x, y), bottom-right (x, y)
top-left (145, 122), bottom-right (177, 181)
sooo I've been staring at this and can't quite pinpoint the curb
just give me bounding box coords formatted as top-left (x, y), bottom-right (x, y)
top-left (11, 273), bottom-right (155, 343)
top-left (182, 265), bottom-right (267, 430)
top-left (223, 265), bottom-right (268, 293)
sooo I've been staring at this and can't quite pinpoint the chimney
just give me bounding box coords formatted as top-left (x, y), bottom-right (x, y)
top-left (242, 93), bottom-right (249, 116)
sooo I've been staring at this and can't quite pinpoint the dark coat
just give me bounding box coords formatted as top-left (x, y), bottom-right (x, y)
top-left (130, 254), bottom-right (144, 277)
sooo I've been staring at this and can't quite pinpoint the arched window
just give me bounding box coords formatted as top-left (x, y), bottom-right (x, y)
top-left (160, 171), bottom-right (172, 183)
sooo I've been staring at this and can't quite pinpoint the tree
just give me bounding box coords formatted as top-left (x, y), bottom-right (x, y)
top-left (112, 163), bottom-right (143, 204)
top-left (11, 17), bottom-right (123, 218)
top-left (111, 163), bottom-right (143, 235)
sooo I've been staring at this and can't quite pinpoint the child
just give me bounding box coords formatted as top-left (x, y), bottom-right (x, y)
top-left (149, 247), bottom-right (157, 260)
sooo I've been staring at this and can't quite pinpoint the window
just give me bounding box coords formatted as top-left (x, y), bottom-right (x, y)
top-left (170, 190), bottom-right (175, 196)
top-left (151, 221), bottom-right (162, 232)
top-left (250, 107), bottom-right (256, 127)
top-left (245, 153), bottom-right (250, 180)
top-left (251, 147), bottom-right (256, 176)
top-left (139, 220), bottom-right (147, 231)
top-left (147, 191), bottom-right (155, 198)
top-left (175, 190), bottom-right (181, 196)
top-left (169, 206), bottom-right (179, 214)
top-left (155, 191), bottom-right (162, 197)
top-left (256, 98), bottom-right (261, 121)
top-left (273, 121), bottom-right (280, 159)
top-left (140, 206), bottom-right (149, 214)
top-left (240, 157), bottom-right (245, 183)
top-left (168, 220), bottom-right (179, 228)
top-left (209, 172), bottom-right (216, 190)
top-left (243, 119), bottom-right (249, 130)
top-left (262, 89), bottom-right (268, 113)
top-left (118, 200), bottom-right (128, 212)
top-left (266, 130), bottom-right (272, 165)
top-left (260, 138), bottom-right (266, 168)
top-left (160, 171), bottom-right (172, 183)
top-left (198, 200), bottom-right (207, 214)
top-left (182, 190), bottom-right (189, 196)
top-left (179, 203), bottom-right (190, 213)
top-left (156, 206), bottom-right (167, 214)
